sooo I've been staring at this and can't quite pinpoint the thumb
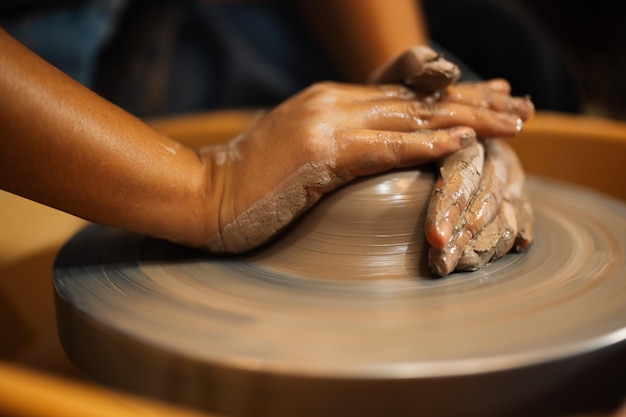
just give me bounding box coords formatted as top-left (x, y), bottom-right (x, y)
top-left (369, 46), bottom-right (461, 93)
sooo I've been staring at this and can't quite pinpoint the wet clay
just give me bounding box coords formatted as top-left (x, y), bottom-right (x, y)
top-left (457, 200), bottom-right (518, 271)
top-left (248, 168), bottom-right (436, 280)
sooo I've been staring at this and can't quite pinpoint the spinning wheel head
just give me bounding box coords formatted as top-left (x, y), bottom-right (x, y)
top-left (53, 175), bottom-right (626, 417)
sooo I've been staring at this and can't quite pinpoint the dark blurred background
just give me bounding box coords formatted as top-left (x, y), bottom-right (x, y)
top-left (522, 0), bottom-right (626, 120)
top-left (3, 0), bottom-right (626, 121)
top-left (423, 0), bottom-right (626, 120)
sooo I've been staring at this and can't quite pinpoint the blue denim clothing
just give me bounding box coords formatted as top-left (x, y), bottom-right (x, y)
top-left (2, 0), bottom-right (338, 115)
top-left (3, 0), bottom-right (127, 88)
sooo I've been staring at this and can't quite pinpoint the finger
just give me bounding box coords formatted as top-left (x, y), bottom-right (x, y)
top-left (427, 140), bottom-right (515, 275)
top-left (499, 141), bottom-right (526, 202)
top-left (333, 126), bottom-right (476, 178)
top-left (373, 84), bottom-right (417, 100)
top-left (428, 226), bottom-right (470, 276)
top-left (445, 139), bottom-right (509, 246)
top-left (484, 78), bottom-right (512, 94)
top-left (514, 192), bottom-right (534, 252)
top-left (425, 141), bottom-right (484, 249)
top-left (456, 200), bottom-right (518, 272)
top-left (486, 141), bottom-right (534, 252)
top-left (297, 81), bottom-right (418, 105)
top-left (495, 142), bottom-right (534, 252)
top-left (358, 99), bottom-right (524, 138)
top-left (370, 46), bottom-right (460, 93)
top-left (443, 82), bottom-right (535, 121)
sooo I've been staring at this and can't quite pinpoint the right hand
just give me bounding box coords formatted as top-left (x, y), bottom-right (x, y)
top-left (369, 46), bottom-right (535, 276)
top-left (427, 139), bottom-right (534, 276)
top-left (423, 79), bottom-right (535, 276)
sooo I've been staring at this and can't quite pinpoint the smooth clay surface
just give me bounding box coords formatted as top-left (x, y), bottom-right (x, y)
top-left (249, 168), bottom-right (437, 280)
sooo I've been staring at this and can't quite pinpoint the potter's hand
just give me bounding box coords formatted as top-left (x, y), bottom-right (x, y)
top-left (423, 80), bottom-right (535, 276)
top-left (427, 139), bottom-right (534, 276)
top-left (369, 48), bottom-right (535, 275)
top-left (196, 81), bottom-right (492, 253)
top-left (424, 78), bottom-right (535, 245)
top-left (456, 139), bottom-right (534, 271)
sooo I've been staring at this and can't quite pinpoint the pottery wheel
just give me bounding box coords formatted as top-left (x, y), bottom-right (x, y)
top-left (53, 173), bottom-right (626, 417)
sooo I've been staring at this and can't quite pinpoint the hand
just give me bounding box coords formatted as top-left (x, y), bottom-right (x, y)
top-left (423, 81), bottom-right (535, 276)
top-left (423, 78), bottom-right (535, 241)
top-left (460, 139), bottom-right (534, 269)
top-left (194, 81), bottom-right (531, 253)
top-left (427, 139), bottom-right (534, 276)
top-left (369, 46), bottom-right (535, 276)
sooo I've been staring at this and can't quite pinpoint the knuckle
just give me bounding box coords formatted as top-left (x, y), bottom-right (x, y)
top-left (380, 132), bottom-right (404, 165)
top-left (301, 81), bottom-right (341, 103)
top-left (406, 101), bottom-right (434, 124)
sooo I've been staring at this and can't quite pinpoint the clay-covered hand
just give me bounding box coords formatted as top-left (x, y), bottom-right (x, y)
top-left (427, 139), bottom-right (534, 276)
top-left (194, 81), bottom-right (530, 253)
top-left (456, 139), bottom-right (534, 271)
top-left (423, 80), bottom-right (535, 276)
top-left (370, 47), bottom-right (535, 275)
top-left (424, 77), bottom-right (535, 241)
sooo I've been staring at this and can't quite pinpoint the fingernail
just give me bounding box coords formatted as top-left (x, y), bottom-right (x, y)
top-left (432, 220), bottom-right (453, 248)
top-left (499, 114), bottom-right (523, 135)
top-left (486, 78), bottom-right (511, 93)
top-left (439, 220), bottom-right (453, 242)
top-left (457, 128), bottom-right (476, 146)
top-left (517, 96), bottom-right (535, 120)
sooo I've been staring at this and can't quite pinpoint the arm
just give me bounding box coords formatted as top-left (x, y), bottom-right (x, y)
top-left (298, 0), bottom-right (428, 82)
top-left (0, 29), bottom-right (207, 245)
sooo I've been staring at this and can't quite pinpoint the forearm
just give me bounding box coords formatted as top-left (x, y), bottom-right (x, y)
top-left (298, 0), bottom-right (429, 82)
top-left (0, 30), bottom-right (208, 245)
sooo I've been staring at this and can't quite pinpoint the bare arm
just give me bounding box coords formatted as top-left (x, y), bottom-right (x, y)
top-left (0, 29), bottom-right (207, 245)
top-left (298, 0), bottom-right (429, 82)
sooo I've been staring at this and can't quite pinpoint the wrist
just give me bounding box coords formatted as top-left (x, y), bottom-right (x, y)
top-left (185, 146), bottom-right (225, 249)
